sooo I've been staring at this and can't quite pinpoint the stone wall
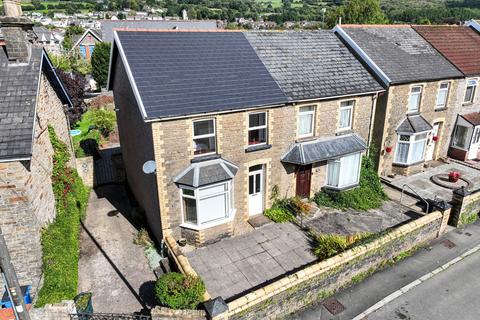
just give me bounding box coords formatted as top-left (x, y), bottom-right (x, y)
top-left (29, 300), bottom-right (76, 320)
top-left (75, 156), bottom-right (94, 188)
top-left (151, 307), bottom-right (207, 320)
top-left (226, 210), bottom-right (449, 319)
top-left (0, 74), bottom-right (72, 295)
top-left (376, 80), bottom-right (461, 177)
top-left (150, 94), bottom-right (375, 244)
top-left (450, 187), bottom-right (480, 227)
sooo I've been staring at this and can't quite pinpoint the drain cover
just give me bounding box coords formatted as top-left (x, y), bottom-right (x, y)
top-left (442, 239), bottom-right (456, 249)
top-left (322, 298), bottom-right (345, 315)
top-left (465, 232), bottom-right (472, 237)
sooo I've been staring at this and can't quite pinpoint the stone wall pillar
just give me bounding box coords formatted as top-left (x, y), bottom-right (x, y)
top-left (449, 187), bottom-right (471, 227)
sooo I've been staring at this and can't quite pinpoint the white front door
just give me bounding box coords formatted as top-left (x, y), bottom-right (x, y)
top-left (248, 166), bottom-right (264, 216)
top-left (468, 127), bottom-right (480, 160)
top-left (425, 123), bottom-right (440, 161)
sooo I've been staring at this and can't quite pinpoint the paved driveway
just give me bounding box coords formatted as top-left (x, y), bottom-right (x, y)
top-left (186, 223), bottom-right (316, 300)
top-left (78, 185), bottom-right (156, 313)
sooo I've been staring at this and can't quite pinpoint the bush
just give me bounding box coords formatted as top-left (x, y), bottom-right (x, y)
top-left (90, 108), bottom-right (116, 137)
top-left (36, 127), bottom-right (90, 307)
top-left (91, 42), bottom-right (112, 88)
top-left (264, 207), bottom-right (294, 223)
top-left (155, 273), bottom-right (205, 310)
top-left (313, 147), bottom-right (387, 211)
top-left (314, 233), bottom-right (375, 260)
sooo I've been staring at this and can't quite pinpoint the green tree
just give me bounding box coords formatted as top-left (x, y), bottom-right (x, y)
top-left (327, 0), bottom-right (388, 27)
top-left (91, 42), bottom-right (111, 88)
top-left (63, 25), bottom-right (85, 51)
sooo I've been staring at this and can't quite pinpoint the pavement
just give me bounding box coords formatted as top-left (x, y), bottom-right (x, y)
top-left (185, 223), bottom-right (317, 300)
top-left (387, 162), bottom-right (480, 201)
top-left (78, 185), bottom-right (156, 314)
top-left (292, 220), bottom-right (480, 320)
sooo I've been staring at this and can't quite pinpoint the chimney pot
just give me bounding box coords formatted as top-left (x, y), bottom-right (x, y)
top-left (3, 0), bottom-right (23, 18)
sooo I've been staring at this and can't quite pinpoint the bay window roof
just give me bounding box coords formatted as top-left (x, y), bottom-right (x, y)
top-left (461, 112), bottom-right (480, 127)
top-left (174, 158), bottom-right (238, 188)
top-left (281, 134), bottom-right (367, 165)
top-left (396, 115), bottom-right (433, 134)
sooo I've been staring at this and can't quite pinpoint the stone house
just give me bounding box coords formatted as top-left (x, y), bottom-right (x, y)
top-left (33, 26), bottom-right (61, 55)
top-left (0, 14), bottom-right (73, 293)
top-left (413, 24), bottom-right (480, 162)
top-left (71, 28), bottom-right (102, 60)
top-left (108, 30), bottom-right (384, 245)
top-left (335, 25), bottom-right (464, 177)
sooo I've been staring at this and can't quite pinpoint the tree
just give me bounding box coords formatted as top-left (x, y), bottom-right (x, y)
top-left (57, 70), bottom-right (87, 126)
top-left (63, 25), bottom-right (85, 51)
top-left (327, 0), bottom-right (388, 27)
top-left (91, 42), bottom-right (112, 89)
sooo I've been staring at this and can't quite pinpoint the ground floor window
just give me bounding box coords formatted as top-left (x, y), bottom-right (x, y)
top-left (181, 181), bottom-right (233, 226)
top-left (327, 152), bottom-right (362, 188)
top-left (394, 132), bottom-right (428, 165)
top-left (451, 125), bottom-right (470, 149)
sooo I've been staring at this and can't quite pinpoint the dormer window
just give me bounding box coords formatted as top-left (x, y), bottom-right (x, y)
top-left (408, 86), bottom-right (422, 113)
top-left (193, 119), bottom-right (216, 156)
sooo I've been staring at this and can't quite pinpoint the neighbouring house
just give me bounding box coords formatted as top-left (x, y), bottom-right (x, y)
top-left (0, 13), bottom-right (73, 293)
top-left (413, 25), bottom-right (480, 162)
top-left (100, 20), bottom-right (218, 42)
top-left (71, 28), bottom-right (102, 60)
top-left (335, 25), bottom-right (464, 177)
top-left (33, 25), bottom-right (61, 55)
top-left (108, 30), bottom-right (383, 245)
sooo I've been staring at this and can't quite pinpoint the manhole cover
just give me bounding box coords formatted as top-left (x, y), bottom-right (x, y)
top-left (442, 239), bottom-right (456, 249)
top-left (322, 298), bottom-right (345, 315)
top-left (465, 232), bottom-right (472, 237)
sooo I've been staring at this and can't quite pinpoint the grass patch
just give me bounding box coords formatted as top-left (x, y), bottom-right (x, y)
top-left (36, 127), bottom-right (90, 307)
top-left (313, 147), bottom-right (387, 211)
top-left (313, 232), bottom-right (375, 260)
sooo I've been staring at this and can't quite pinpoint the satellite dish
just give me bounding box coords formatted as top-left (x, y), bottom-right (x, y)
top-left (142, 160), bottom-right (157, 175)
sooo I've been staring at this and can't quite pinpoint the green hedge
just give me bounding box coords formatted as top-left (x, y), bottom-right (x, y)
top-left (155, 273), bottom-right (205, 310)
top-left (36, 127), bottom-right (90, 307)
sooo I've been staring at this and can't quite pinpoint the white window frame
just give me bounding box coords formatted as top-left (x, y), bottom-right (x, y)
top-left (248, 111), bottom-right (268, 146)
top-left (464, 79), bottom-right (478, 104)
top-left (298, 105), bottom-right (316, 138)
top-left (435, 82), bottom-right (450, 109)
top-left (180, 181), bottom-right (234, 230)
top-left (326, 152), bottom-right (362, 189)
top-left (451, 125), bottom-right (471, 150)
top-left (408, 85), bottom-right (423, 113)
top-left (193, 119), bottom-right (216, 157)
top-left (338, 100), bottom-right (354, 131)
top-left (393, 132), bottom-right (429, 165)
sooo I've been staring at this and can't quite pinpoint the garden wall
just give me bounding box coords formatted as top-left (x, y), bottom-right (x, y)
top-left (29, 300), bottom-right (75, 320)
top-left (76, 156), bottom-right (94, 188)
top-left (450, 187), bottom-right (480, 227)
top-left (226, 210), bottom-right (450, 319)
top-left (151, 307), bottom-right (206, 320)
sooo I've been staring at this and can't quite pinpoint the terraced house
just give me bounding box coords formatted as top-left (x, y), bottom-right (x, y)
top-left (108, 30), bottom-right (384, 245)
top-left (335, 25), bottom-right (465, 177)
top-left (413, 24), bottom-right (480, 163)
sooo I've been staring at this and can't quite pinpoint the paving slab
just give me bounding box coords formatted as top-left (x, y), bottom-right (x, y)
top-left (186, 223), bottom-right (317, 300)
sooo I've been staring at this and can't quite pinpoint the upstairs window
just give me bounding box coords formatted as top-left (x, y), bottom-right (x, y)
top-left (338, 100), bottom-right (354, 130)
top-left (394, 132), bottom-right (428, 165)
top-left (193, 119), bottom-right (216, 156)
top-left (298, 106), bottom-right (315, 137)
top-left (408, 86), bottom-right (422, 113)
top-left (248, 112), bottom-right (267, 145)
top-left (464, 79), bottom-right (478, 103)
top-left (436, 82), bottom-right (450, 109)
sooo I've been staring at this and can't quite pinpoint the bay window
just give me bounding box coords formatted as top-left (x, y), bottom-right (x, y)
top-left (464, 79), bottom-right (478, 103)
top-left (248, 112), bottom-right (267, 145)
top-left (193, 119), bottom-right (216, 156)
top-left (327, 152), bottom-right (362, 189)
top-left (298, 106), bottom-right (315, 137)
top-left (181, 181), bottom-right (233, 227)
top-left (436, 82), bottom-right (450, 109)
top-left (394, 132), bottom-right (428, 165)
top-left (451, 125), bottom-right (470, 149)
top-left (339, 100), bottom-right (354, 130)
top-left (408, 86), bottom-right (422, 113)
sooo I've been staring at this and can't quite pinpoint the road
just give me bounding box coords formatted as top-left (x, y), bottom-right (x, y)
top-left (368, 249), bottom-right (480, 320)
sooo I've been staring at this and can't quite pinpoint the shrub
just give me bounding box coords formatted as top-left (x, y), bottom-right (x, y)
top-left (264, 207), bottom-right (294, 223)
top-left (155, 273), bottom-right (205, 310)
top-left (36, 127), bottom-right (90, 307)
top-left (91, 42), bottom-right (112, 88)
top-left (90, 108), bottom-right (116, 137)
top-left (314, 232), bottom-right (375, 260)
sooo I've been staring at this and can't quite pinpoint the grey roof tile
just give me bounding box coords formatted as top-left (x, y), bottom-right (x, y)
top-left (174, 158), bottom-right (238, 187)
top-left (341, 26), bottom-right (463, 84)
top-left (397, 115), bottom-right (433, 134)
top-left (244, 30), bottom-right (384, 101)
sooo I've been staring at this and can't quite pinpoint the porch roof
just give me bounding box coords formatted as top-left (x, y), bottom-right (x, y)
top-left (281, 134), bottom-right (367, 165)
top-left (461, 112), bottom-right (480, 127)
top-left (174, 157), bottom-right (238, 188)
top-left (396, 115), bottom-right (433, 134)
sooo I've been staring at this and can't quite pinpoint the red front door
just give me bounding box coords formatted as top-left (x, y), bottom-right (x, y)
top-left (296, 164), bottom-right (312, 198)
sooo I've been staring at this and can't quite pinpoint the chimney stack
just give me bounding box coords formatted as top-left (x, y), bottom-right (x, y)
top-left (1, 0), bottom-right (34, 62)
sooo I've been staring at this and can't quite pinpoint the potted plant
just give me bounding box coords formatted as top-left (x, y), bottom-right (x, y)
top-left (448, 171), bottom-right (460, 183)
top-left (74, 292), bottom-right (93, 314)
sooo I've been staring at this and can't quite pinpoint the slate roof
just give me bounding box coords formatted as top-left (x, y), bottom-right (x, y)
top-left (281, 134), bottom-right (367, 165)
top-left (244, 31), bottom-right (384, 101)
top-left (101, 20), bottom-right (217, 42)
top-left (413, 25), bottom-right (480, 77)
top-left (33, 26), bottom-right (55, 42)
top-left (462, 112), bottom-right (480, 126)
top-left (72, 29), bottom-right (102, 48)
top-left (0, 47), bottom-right (72, 161)
top-left (174, 158), bottom-right (238, 187)
top-left (396, 115), bottom-right (433, 134)
top-left (339, 26), bottom-right (463, 85)
top-left (113, 31), bottom-right (288, 119)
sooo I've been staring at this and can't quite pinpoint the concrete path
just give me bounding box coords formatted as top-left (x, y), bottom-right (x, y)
top-left (78, 185), bottom-right (156, 314)
top-left (186, 223), bottom-right (316, 300)
top-left (292, 220), bottom-right (480, 320)
top-left (367, 246), bottom-right (480, 320)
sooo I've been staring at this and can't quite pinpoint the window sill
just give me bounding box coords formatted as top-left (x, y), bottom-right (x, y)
top-left (336, 129), bottom-right (354, 136)
top-left (323, 183), bottom-right (360, 192)
top-left (407, 111), bottom-right (420, 116)
top-left (392, 160), bottom-right (424, 168)
top-left (434, 107), bottom-right (448, 112)
top-left (191, 154), bottom-right (221, 163)
top-left (462, 102), bottom-right (474, 107)
top-left (180, 210), bottom-right (236, 231)
top-left (245, 144), bottom-right (272, 153)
